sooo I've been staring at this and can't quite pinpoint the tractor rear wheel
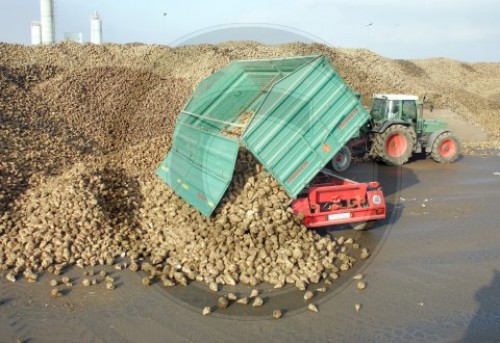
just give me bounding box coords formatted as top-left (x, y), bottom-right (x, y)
top-left (431, 132), bottom-right (461, 163)
top-left (372, 125), bottom-right (416, 166)
top-left (331, 146), bottom-right (352, 172)
top-left (350, 221), bottom-right (376, 231)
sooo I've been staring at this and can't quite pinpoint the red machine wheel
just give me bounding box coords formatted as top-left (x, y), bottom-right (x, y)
top-left (431, 132), bottom-right (461, 163)
top-left (331, 146), bottom-right (352, 172)
top-left (386, 133), bottom-right (408, 158)
top-left (372, 125), bottom-right (416, 166)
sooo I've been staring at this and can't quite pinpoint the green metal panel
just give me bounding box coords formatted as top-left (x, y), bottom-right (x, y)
top-left (422, 119), bottom-right (447, 133)
top-left (180, 55), bottom-right (318, 133)
top-left (156, 124), bottom-right (239, 216)
top-left (156, 55), bottom-right (370, 215)
top-left (242, 56), bottom-right (370, 197)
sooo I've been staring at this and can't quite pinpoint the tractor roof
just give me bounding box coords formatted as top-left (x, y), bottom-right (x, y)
top-left (373, 94), bottom-right (419, 101)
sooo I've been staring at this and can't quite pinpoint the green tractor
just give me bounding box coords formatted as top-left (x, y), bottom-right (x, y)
top-left (331, 94), bottom-right (461, 171)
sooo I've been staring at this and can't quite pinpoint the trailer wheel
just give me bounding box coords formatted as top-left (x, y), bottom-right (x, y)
top-left (431, 132), bottom-right (461, 163)
top-left (331, 146), bottom-right (352, 172)
top-left (372, 125), bottom-right (416, 166)
top-left (350, 221), bottom-right (376, 231)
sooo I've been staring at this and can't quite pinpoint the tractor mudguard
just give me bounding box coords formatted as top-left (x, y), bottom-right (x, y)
top-left (372, 120), bottom-right (409, 134)
top-left (425, 129), bottom-right (449, 153)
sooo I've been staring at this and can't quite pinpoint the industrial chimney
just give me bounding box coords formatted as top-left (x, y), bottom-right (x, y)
top-left (90, 12), bottom-right (103, 44)
top-left (31, 21), bottom-right (42, 45)
top-left (40, 0), bottom-right (55, 44)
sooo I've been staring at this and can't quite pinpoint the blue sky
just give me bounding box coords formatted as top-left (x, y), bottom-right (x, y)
top-left (0, 0), bottom-right (499, 62)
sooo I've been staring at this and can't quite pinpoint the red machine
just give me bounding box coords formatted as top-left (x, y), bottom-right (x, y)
top-left (292, 169), bottom-right (386, 230)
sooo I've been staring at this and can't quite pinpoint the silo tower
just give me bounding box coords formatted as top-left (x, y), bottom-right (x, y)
top-left (40, 0), bottom-right (55, 44)
top-left (90, 12), bottom-right (103, 44)
top-left (31, 22), bottom-right (42, 45)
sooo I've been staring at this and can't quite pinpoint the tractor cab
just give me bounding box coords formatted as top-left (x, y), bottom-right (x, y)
top-left (335, 94), bottom-right (460, 169)
top-left (369, 94), bottom-right (446, 135)
top-left (370, 94), bottom-right (420, 125)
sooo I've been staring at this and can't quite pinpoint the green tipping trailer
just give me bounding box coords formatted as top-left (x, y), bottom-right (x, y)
top-left (156, 55), bottom-right (371, 216)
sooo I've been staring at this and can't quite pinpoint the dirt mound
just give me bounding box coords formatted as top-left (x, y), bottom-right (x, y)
top-left (1, 163), bottom-right (143, 267)
top-left (0, 42), bottom-right (168, 72)
top-left (395, 59), bottom-right (428, 78)
top-left (0, 42), bottom-right (498, 289)
top-left (414, 58), bottom-right (500, 138)
top-left (32, 67), bottom-right (190, 151)
top-left (4, 42), bottom-right (498, 138)
top-left (0, 63), bottom-right (101, 217)
top-left (0, 43), bottom-right (369, 288)
top-left (1, 151), bottom-right (362, 289)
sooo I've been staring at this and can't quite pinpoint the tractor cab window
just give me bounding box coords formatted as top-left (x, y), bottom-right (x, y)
top-left (371, 99), bottom-right (389, 120)
top-left (388, 101), bottom-right (399, 119)
top-left (402, 100), bottom-right (417, 120)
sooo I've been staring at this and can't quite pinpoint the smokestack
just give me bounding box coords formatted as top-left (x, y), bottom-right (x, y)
top-left (31, 21), bottom-right (42, 45)
top-left (90, 12), bottom-right (103, 44)
top-left (40, 0), bottom-right (55, 44)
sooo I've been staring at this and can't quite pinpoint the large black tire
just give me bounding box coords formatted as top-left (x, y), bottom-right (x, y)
top-left (350, 221), bottom-right (376, 231)
top-left (372, 125), bottom-right (416, 166)
top-left (431, 132), bottom-right (461, 163)
top-left (331, 146), bottom-right (352, 172)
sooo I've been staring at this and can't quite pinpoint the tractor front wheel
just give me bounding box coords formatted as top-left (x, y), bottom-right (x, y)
top-left (431, 132), bottom-right (461, 163)
top-left (372, 125), bottom-right (416, 166)
top-left (331, 146), bottom-right (352, 172)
